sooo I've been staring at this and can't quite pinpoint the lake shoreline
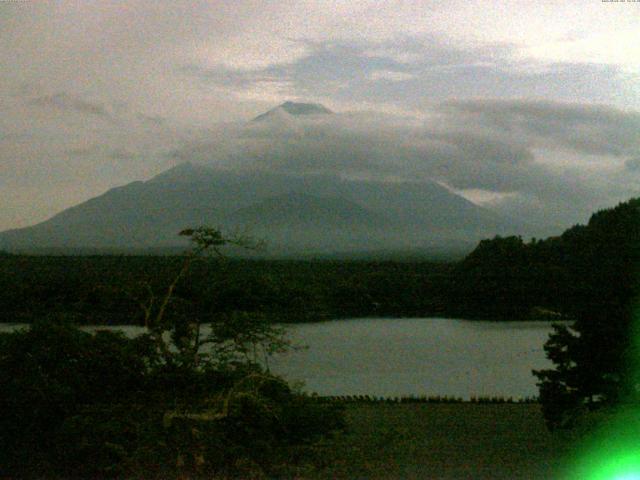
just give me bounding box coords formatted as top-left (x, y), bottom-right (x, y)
top-left (0, 314), bottom-right (573, 327)
top-left (1, 318), bottom-right (559, 400)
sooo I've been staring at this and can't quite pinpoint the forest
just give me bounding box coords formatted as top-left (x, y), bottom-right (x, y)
top-left (0, 255), bottom-right (455, 325)
top-left (2, 200), bottom-right (638, 325)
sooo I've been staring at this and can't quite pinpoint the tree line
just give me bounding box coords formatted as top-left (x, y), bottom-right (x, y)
top-left (1, 208), bottom-right (634, 325)
top-left (0, 255), bottom-right (455, 325)
top-left (451, 198), bottom-right (640, 429)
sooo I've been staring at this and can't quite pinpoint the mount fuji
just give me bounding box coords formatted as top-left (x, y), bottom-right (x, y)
top-left (0, 102), bottom-right (527, 256)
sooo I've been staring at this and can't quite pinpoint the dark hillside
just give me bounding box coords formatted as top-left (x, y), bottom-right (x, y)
top-left (449, 198), bottom-right (640, 320)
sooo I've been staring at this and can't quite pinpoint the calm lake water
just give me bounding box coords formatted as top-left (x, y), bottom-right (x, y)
top-left (269, 318), bottom-right (559, 399)
top-left (0, 318), bottom-right (560, 399)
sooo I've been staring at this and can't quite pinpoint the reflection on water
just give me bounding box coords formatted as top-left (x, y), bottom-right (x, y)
top-left (0, 318), bottom-right (562, 399)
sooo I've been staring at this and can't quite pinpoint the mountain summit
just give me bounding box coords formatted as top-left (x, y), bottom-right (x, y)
top-left (252, 101), bottom-right (332, 121)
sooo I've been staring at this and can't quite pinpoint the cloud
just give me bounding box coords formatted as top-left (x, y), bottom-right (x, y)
top-left (28, 93), bottom-right (114, 120)
top-left (183, 36), bottom-right (636, 117)
top-left (189, 36), bottom-right (310, 72)
top-left (440, 99), bottom-right (640, 158)
top-left (524, 27), bottom-right (640, 74)
top-left (136, 113), bottom-right (166, 126)
top-left (625, 158), bottom-right (640, 172)
top-left (368, 70), bottom-right (416, 82)
top-left (168, 99), bottom-right (640, 230)
top-left (0, 88), bottom-right (190, 229)
top-left (362, 47), bottom-right (424, 64)
top-left (65, 146), bottom-right (136, 161)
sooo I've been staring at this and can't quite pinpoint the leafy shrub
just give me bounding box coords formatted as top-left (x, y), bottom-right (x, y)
top-left (0, 228), bottom-right (344, 478)
top-left (0, 319), bottom-right (343, 479)
top-left (0, 320), bottom-right (150, 475)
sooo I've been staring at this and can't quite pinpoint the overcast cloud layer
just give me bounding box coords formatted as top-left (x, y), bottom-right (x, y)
top-left (1, 1), bottom-right (639, 231)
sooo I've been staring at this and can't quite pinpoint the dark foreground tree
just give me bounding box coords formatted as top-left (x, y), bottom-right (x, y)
top-left (0, 227), bottom-right (343, 479)
top-left (533, 199), bottom-right (640, 429)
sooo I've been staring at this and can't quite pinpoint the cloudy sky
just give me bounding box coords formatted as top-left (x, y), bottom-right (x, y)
top-left (1, 1), bottom-right (639, 231)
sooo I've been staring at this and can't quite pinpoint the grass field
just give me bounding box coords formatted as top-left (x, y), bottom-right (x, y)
top-left (304, 403), bottom-right (570, 479)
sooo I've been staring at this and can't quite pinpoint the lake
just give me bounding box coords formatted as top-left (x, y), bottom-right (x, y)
top-left (269, 318), bottom-right (559, 399)
top-left (0, 318), bottom-right (560, 399)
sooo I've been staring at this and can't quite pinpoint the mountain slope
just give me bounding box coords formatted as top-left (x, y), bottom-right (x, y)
top-left (252, 101), bottom-right (332, 121)
top-left (227, 192), bottom-right (387, 228)
top-left (0, 162), bottom-right (523, 254)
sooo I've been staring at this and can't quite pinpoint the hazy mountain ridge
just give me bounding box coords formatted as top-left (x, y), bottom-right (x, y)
top-left (0, 102), bottom-right (533, 256)
top-left (0, 162), bottom-right (524, 255)
top-left (252, 101), bottom-right (333, 121)
top-left (227, 192), bottom-right (388, 228)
